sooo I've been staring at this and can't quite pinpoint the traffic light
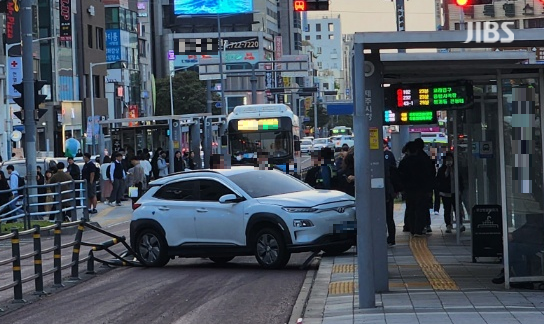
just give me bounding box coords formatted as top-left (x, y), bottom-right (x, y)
top-left (298, 87), bottom-right (318, 97)
top-left (454, 0), bottom-right (493, 6)
top-left (12, 80), bottom-right (48, 121)
top-left (294, 0), bottom-right (329, 12)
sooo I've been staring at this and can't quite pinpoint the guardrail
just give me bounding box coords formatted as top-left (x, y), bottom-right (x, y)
top-left (0, 220), bottom-right (142, 310)
top-left (0, 180), bottom-right (89, 231)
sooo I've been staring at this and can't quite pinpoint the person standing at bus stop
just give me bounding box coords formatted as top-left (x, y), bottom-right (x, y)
top-left (82, 153), bottom-right (98, 214)
top-left (108, 153), bottom-right (127, 207)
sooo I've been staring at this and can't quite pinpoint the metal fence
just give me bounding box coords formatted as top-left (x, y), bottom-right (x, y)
top-left (0, 180), bottom-right (89, 230)
top-left (0, 220), bottom-right (142, 310)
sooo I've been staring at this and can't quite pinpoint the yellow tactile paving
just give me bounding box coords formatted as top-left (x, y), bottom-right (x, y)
top-left (409, 236), bottom-right (460, 291)
top-left (332, 264), bottom-right (356, 273)
top-left (328, 281), bottom-right (355, 295)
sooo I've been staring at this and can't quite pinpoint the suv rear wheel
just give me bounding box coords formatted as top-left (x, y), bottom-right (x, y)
top-left (254, 228), bottom-right (290, 269)
top-left (136, 228), bottom-right (170, 267)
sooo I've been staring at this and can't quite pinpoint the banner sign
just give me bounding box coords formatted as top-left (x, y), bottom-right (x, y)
top-left (174, 36), bottom-right (260, 55)
top-left (6, 0), bottom-right (21, 55)
top-left (59, 0), bottom-right (72, 41)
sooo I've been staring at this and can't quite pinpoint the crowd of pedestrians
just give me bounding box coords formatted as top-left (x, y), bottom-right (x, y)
top-left (302, 136), bottom-right (467, 246)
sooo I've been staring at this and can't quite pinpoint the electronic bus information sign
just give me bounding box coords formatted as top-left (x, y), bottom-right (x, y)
top-left (388, 81), bottom-right (473, 110)
top-left (237, 118), bottom-right (280, 131)
top-left (383, 110), bottom-right (437, 126)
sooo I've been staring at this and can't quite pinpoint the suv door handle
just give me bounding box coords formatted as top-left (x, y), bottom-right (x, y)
top-left (196, 208), bottom-right (208, 213)
top-left (158, 207), bottom-right (170, 211)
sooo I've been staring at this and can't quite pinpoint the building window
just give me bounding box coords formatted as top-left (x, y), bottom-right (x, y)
top-left (87, 25), bottom-right (93, 48)
top-left (132, 11), bottom-right (138, 32)
top-left (329, 34), bottom-right (334, 40)
top-left (328, 23), bottom-right (334, 32)
top-left (317, 47), bottom-right (322, 54)
top-left (139, 39), bottom-right (146, 57)
top-left (316, 35), bottom-right (321, 40)
top-left (105, 7), bottom-right (120, 29)
top-left (306, 24), bottom-right (310, 32)
top-left (524, 18), bottom-right (544, 28)
top-left (119, 8), bottom-right (126, 30)
top-left (317, 62), bottom-right (322, 69)
top-left (323, 82), bottom-right (329, 89)
top-left (305, 35), bottom-right (310, 41)
top-left (316, 23), bottom-right (321, 32)
top-left (96, 27), bottom-right (104, 50)
top-left (92, 75), bottom-right (100, 98)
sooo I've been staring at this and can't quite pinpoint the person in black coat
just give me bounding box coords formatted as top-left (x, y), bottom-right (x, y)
top-left (173, 151), bottom-right (185, 172)
top-left (398, 141), bottom-right (435, 236)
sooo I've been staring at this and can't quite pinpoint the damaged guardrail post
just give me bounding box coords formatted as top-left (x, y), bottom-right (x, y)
top-left (86, 251), bottom-right (95, 274)
top-left (70, 222), bottom-right (85, 280)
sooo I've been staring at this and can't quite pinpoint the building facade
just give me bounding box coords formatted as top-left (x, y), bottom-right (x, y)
top-left (302, 15), bottom-right (344, 99)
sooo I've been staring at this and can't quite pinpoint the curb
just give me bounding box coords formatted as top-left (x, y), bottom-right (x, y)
top-left (298, 255), bottom-right (335, 323)
top-left (288, 256), bottom-right (321, 324)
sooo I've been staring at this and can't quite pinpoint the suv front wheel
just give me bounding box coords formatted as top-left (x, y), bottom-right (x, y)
top-left (136, 228), bottom-right (170, 267)
top-left (253, 228), bottom-right (290, 269)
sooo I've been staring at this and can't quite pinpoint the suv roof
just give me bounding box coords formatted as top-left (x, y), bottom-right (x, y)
top-left (148, 166), bottom-right (260, 186)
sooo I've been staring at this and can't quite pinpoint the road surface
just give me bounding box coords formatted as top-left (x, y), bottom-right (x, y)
top-left (0, 205), bottom-right (314, 324)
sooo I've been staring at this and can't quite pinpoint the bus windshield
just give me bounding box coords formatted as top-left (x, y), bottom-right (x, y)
top-left (230, 131), bottom-right (292, 159)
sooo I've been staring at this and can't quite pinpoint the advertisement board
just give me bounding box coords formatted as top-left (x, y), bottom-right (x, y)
top-left (173, 0), bottom-right (253, 16)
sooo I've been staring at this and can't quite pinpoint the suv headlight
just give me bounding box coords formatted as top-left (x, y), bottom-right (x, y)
top-left (293, 219), bottom-right (314, 227)
top-left (282, 207), bottom-right (317, 213)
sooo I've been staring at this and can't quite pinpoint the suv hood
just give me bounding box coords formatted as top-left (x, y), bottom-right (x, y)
top-left (256, 190), bottom-right (354, 208)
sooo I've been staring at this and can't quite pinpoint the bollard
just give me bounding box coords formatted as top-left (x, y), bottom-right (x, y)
top-left (86, 250), bottom-right (96, 274)
top-left (70, 223), bottom-right (85, 280)
top-left (33, 225), bottom-right (47, 295)
top-left (11, 228), bottom-right (25, 303)
top-left (52, 221), bottom-right (64, 287)
top-left (55, 183), bottom-right (63, 223)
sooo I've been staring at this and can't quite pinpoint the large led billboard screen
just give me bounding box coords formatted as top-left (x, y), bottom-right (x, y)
top-left (173, 0), bottom-right (253, 15)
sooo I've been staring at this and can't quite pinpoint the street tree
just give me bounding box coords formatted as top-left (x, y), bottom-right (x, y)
top-left (155, 71), bottom-right (209, 116)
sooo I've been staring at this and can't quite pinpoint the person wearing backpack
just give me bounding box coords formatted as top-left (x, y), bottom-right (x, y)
top-left (6, 165), bottom-right (23, 216)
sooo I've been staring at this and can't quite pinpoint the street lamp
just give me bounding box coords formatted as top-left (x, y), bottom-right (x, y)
top-left (89, 60), bottom-right (126, 155)
top-left (168, 66), bottom-right (190, 173)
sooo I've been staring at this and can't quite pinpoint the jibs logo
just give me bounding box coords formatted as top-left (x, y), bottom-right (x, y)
top-left (463, 22), bottom-right (515, 44)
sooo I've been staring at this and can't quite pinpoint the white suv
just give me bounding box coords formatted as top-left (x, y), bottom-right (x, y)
top-left (130, 167), bottom-right (356, 269)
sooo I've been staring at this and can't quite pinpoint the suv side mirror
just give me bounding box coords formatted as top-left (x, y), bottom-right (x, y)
top-left (219, 194), bottom-right (244, 204)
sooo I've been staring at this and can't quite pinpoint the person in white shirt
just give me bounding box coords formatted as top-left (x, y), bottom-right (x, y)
top-left (139, 155), bottom-right (152, 183)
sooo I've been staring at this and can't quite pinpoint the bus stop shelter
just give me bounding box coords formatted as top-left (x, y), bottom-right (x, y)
top-left (352, 28), bottom-right (544, 308)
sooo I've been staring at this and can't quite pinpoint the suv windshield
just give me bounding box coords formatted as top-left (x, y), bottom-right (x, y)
top-left (301, 140), bottom-right (312, 145)
top-left (314, 139), bottom-right (327, 144)
top-left (227, 170), bottom-right (312, 198)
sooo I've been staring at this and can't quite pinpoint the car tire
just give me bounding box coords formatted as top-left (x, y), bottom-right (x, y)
top-left (209, 256), bottom-right (235, 264)
top-left (322, 243), bottom-right (353, 256)
top-left (135, 228), bottom-right (170, 267)
top-left (253, 228), bottom-right (291, 269)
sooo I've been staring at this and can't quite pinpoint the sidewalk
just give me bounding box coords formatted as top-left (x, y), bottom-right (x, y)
top-left (300, 204), bottom-right (544, 324)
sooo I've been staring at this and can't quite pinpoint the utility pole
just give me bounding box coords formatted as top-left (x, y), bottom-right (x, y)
top-left (22, 0), bottom-right (37, 214)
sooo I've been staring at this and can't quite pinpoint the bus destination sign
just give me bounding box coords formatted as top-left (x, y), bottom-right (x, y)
top-left (390, 82), bottom-right (473, 110)
top-left (237, 118), bottom-right (280, 131)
